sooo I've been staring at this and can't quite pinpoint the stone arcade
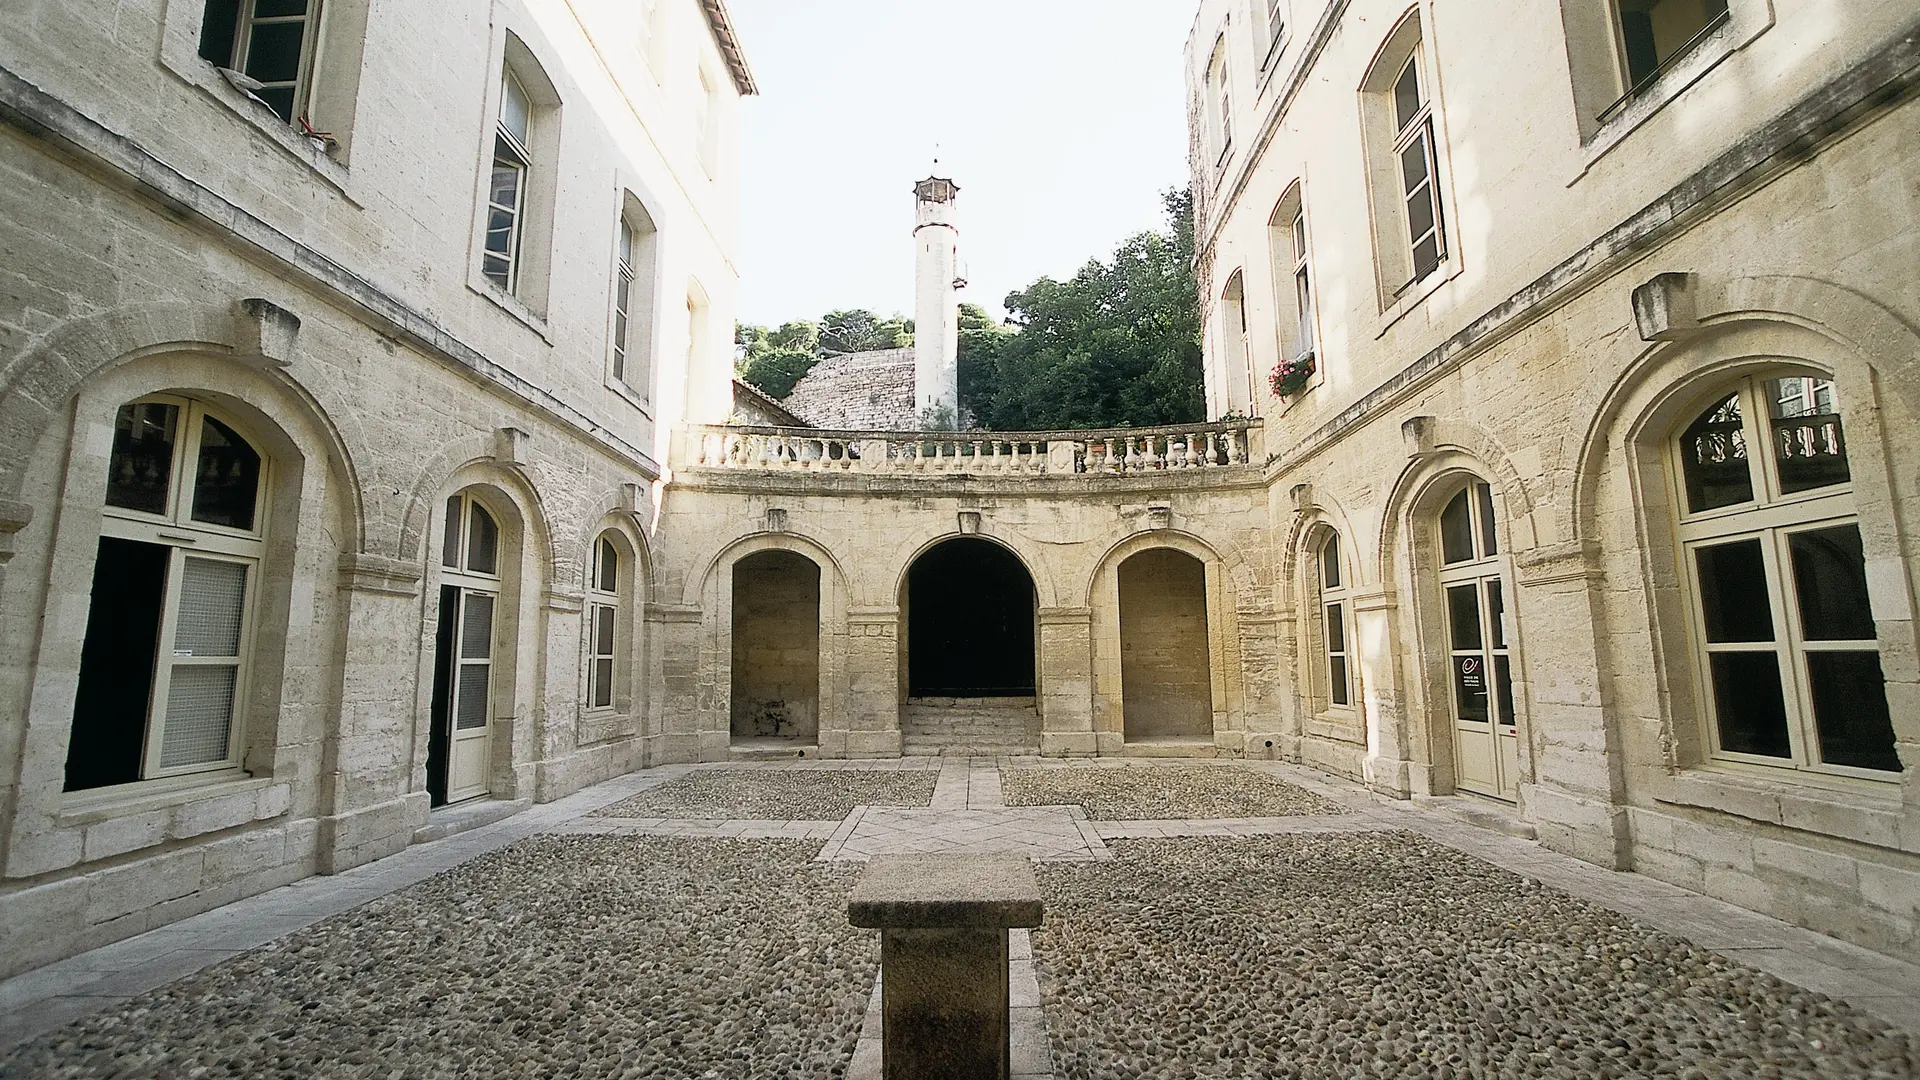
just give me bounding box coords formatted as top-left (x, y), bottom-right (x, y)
top-left (0, 0), bottom-right (1916, 1020)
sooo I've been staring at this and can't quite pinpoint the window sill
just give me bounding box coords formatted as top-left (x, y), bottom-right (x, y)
top-left (161, 57), bottom-right (357, 202)
top-left (470, 282), bottom-right (555, 344)
top-left (1568, 4), bottom-right (1772, 185)
top-left (608, 378), bottom-right (654, 418)
top-left (1650, 765), bottom-right (1904, 851)
top-left (1374, 258), bottom-right (1463, 338)
top-left (1305, 710), bottom-right (1364, 744)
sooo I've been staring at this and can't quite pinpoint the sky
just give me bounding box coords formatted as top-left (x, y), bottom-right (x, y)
top-left (727, 1), bottom-right (1197, 328)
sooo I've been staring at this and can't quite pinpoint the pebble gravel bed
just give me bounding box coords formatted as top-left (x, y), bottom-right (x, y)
top-left (1032, 833), bottom-right (1914, 1079)
top-left (592, 768), bottom-right (937, 820)
top-left (1003, 764), bottom-right (1348, 819)
top-left (1, 838), bottom-right (876, 1080)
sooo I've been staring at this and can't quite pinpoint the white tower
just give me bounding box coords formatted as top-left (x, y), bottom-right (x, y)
top-left (912, 175), bottom-right (962, 426)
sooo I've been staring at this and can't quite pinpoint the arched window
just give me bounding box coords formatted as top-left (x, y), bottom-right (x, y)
top-left (586, 534), bottom-right (622, 710)
top-left (1437, 480), bottom-right (1518, 800)
top-left (1317, 531), bottom-right (1353, 709)
top-left (1673, 374), bottom-right (1898, 774)
top-left (66, 397), bottom-right (267, 792)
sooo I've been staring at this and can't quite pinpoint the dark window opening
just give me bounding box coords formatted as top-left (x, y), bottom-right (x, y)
top-left (1616, 0), bottom-right (1730, 91)
top-left (907, 538), bottom-right (1036, 697)
top-left (65, 538), bottom-right (170, 792)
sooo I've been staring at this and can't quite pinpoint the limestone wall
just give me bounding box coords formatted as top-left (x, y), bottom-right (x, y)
top-left (782, 349), bottom-right (917, 430)
top-left (0, 0), bottom-right (746, 976)
top-left (1185, 0), bottom-right (1920, 959)
top-left (730, 552), bottom-right (822, 739)
top-left (1118, 549), bottom-right (1214, 739)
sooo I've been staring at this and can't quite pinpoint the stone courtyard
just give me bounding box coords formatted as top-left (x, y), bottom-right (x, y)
top-left (3, 762), bottom-right (1914, 1079)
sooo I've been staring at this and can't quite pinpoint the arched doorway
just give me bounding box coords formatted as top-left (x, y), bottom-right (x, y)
top-left (902, 538), bottom-right (1038, 752)
top-left (1118, 548), bottom-right (1213, 742)
top-left (730, 550), bottom-right (821, 745)
top-left (428, 489), bottom-right (507, 807)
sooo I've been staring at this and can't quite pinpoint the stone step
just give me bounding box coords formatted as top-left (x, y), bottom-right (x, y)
top-left (905, 696), bottom-right (1038, 709)
top-left (900, 740), bottom-right (1041, 757)
top-left (901, 719), bottom-right (1042, 735)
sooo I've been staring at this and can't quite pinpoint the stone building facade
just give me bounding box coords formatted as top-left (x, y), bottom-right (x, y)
top-left (1184, 0), bottom-right (1919, 958)
top-left (3, 0), bottom-right (1917, 982)
top-left (0, 0), bottom-right (752, 975)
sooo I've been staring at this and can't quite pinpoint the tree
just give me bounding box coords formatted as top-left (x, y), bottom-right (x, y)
top-left (740, 347), bottom-right (818, 399)
top-left (960, 189), bottom-right (1204, 431)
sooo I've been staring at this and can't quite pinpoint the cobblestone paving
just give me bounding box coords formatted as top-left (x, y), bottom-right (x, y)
top-left (1033, 833), bottom-right (1914, 1079)
top-left (1002, 764), bottom-right (1347, 819)
top-left (0, 838), bottom-right (875, 1080)
top-left (592, 768), bottom-right (938, 820)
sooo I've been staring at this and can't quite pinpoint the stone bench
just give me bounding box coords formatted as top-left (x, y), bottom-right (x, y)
top-left (848, 854), bottom-right (1045, 1080)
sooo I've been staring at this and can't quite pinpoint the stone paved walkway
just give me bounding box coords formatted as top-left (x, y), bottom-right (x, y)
top-left (2, 757), bottom-right (1916, 1079)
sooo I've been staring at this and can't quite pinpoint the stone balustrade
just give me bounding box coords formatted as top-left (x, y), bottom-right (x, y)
top-left (682, 419), bottom-right (1262, 477)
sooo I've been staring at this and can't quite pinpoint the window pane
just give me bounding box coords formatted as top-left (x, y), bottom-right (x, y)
top-left (595, 603), bottom-right (616, 653)
top-left (1708, 652), bottom-right (1791, 758)
top-left (482, 253), bottom-right (511, 289)
top-left (1679, 392), bottom-right (1751, 513)
top-left (1324, 603), bottom-right (1346, 654)
top-left (1806, 651), bottom-right (1900, 772)
top-left (490, 160), bottom-right (523, 211)
top-left (253, 86), bottom-right (295, 122)
top-left (1486, 578), bottom-right (1506, 650)
top-left (1329, 656), bottom-right (1349, 707)
top-left (1789, 524), bottom-right (1874, 641)
top-left (160, 665), bottom-right (237, 768)
top-left (1618, 7), bottom-right (1659, 86)
top-left (1694, 539), bottom-right (1773, 643)
top-left (1320, 534), bottom-right (1340, 589)
top-left (619, 222), bottom-right (635, 265)
top-left (456, 664), bottom-right (490, 729)
top-left (175, 557), bottom-right (247, 657)
top-left (1768, 378), bottom-right (1850, 495)
top-left (1476, 484), bottom-right (1498, 557)
top-left (593, 658), bottom-right (615, 708)
top-left (601, 540), bottom-right (620, 593)
top-left (1392, 57), bottom-right (1420, 131)
top-left (500, 74), bottom-right (532, 146)
top-left (460, 592), bottom-right (494, 660)
top-left (441, 496), bottom-right (462, 569)
top-left (1446, 584), bottom-right (1482, 651)
top-left (1493, 654), bottom-right (1515, 727)
top-left (1399, 140), bottom-right (1430, 196)
top-left (1453, 655), bottom-right (1489, 724)
top-left (106, 402), bottom-right (180, 514)
top-left (1440, 489), bottom-right (1474, 564)
top-left (242, 21), bottom-right (305, 85)
top-left (466, 503), bottom-right (499, 574)
top-left (1405, 183), bottom-right (1436, 244)
top-left (253, 0), bottom-right (309, 17)
top-left (1411, 234), bottom-right (1441, 280)
top-left (198, 0), bottom-right (241, 66)
top-left (190, 415), bottom-right (262, 530)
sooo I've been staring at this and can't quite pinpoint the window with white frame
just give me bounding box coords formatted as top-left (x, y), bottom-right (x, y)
top-left (1318, 531), bottom-right (1353, 709)
top-left (65, 397), bottom-right (268, 792)
top-left (483, 71), bottom-right (534, 292)
top-left (612, 221), bottom-right (638, 383)
top-left (586, 535), bottom-right (622, 710)
top-left (1390, 51), bottom-right (1445, 286)
top-left (1673, 374), bottom-right (1899, 775)
top-left (1206, 38), bottom-right (1232, 168)
top-left (1259, 0), bottom-right (1288, 68)
top-left (197, 0), bottom-right (323, 123)
top-left (1269, 190), bottom-right (1315, 363)
top-left (1219, 270), bottom-right (1254, 415)
top-left (1612, 0), bottom-right (1729, 93)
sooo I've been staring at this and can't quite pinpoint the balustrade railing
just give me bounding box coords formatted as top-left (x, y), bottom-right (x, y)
top-left (684, 419), bottom-right (1261, 477)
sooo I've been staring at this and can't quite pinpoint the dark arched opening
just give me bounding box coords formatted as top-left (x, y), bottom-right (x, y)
top-left (906, 538), bottom-right (1036, 696)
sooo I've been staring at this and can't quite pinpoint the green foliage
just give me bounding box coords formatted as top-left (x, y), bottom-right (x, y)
top-left (819, 309), bottom-right (913, 354)
top-left (739, 346), bottom-right (819, 399)
top-left (960, 189), bottom-right (1203, 431)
